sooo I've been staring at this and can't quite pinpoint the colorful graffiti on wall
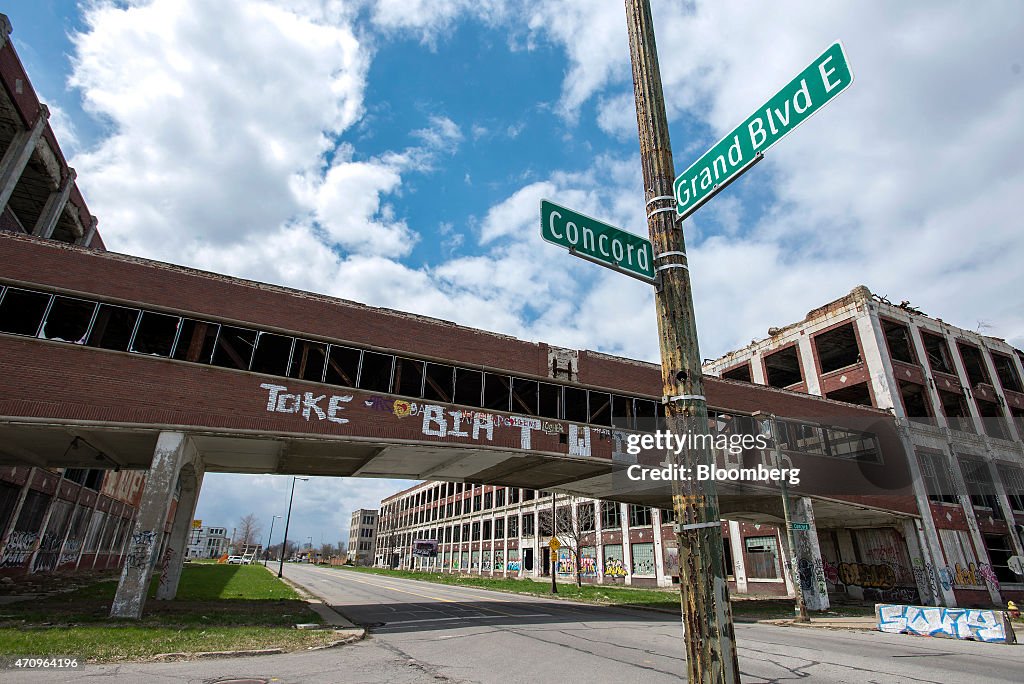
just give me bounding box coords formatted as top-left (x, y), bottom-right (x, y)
top-left (877, 604), bottom-right (1014, 644)
top-left (604, 559), bottom-right (628, 578)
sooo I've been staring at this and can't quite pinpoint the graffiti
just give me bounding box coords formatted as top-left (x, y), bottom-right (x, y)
top-left (261, 383), bottom-right (351, 424)
top-left (604, 559), bottom-right (628, 578)
top-left (864, 587), bottom-right (920, 604)
top-left (507, 560), bottom-right (521, 571)
top-left (797, 558), bottom-right (815, 591)
top-left (125, 530), bottom-right (157, 570)
top-left (877, 604), bottom-right (1014, 643)
top-left (363, 396), bottom-right (390, 411)
top-left (493, 551), bottom-right (504, 571)
top-left (953, 562), bottom-right (983, 588)
top-left (937, 566), bottom-right (952, 591)
top-left (30, 533), bottom-right (63, 573)
top-left (542, 421), bottom-right (565, 435)
top-left (821, 559), bottom-right (839, 585)
top-left (59, 539), bottom-right (82, 567)
top-left (977, 563), bottom-right (1000, 590)
top-left (837, 562), bottom-right (897, 590)
top-left (580, 555), bottom-right (598, 577)
top-left (157, 547), bottom-right (175, 590)
top-left (0, 531), bottom-right (38, 568)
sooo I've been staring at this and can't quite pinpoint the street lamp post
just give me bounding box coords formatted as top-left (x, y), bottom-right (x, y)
top-left (278, 477), bottom-right (309, 578)
top-left (264, 515), bottom-right (282, 567)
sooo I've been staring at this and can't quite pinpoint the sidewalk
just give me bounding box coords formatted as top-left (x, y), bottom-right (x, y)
top-left (760, 615), bottom-right (878, 631)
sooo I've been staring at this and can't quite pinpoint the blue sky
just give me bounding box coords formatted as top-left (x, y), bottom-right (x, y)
top-left (6, 1), bottom-right (1023, 549)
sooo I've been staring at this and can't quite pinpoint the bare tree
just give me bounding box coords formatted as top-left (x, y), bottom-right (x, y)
top-left (236, 513), bottom-right (262, 552)
top-left (554, 496), bottom-right (597, 587)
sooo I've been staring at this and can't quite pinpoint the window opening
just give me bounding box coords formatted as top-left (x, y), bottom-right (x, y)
top-left (250, 332), bottom-right (294, 376)
top-left (0, 288), bottom-right (51, 336)
top-left (814, 324), bottom-right (860, 373)
top-left (289, 339), bottom-right (328, 382)
top-left (40, 296), bottom-right (96, 344)
top-left (130, 311), bottom-right (181, 357)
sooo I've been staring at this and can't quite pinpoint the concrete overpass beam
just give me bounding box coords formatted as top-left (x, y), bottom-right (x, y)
top-left (110, 432), bottom-right (195, 619)
top-left (155, 464), bottom-right (205, 600)
top-left (793, 497), bottom-right (830, 611)
top-left (0, 105), bottom-right (48, 215)
top-left (31, 167), bottom-right (76, 239)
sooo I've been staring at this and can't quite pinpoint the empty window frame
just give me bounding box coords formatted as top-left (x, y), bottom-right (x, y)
top-left (538, 382), bottom-right (562, 419)
top-left (957, 343), bottom-right (991, 387)
top-left (918, 450), bottom-right (959, 505)
top-left (628, 505), bottom-right (652, 527)
top-left (453, 368), bottom-right (483, 406)
top-left (211, 326), bottom-right (257, 370)
top-left (172, 319), bottom-right (219, 363)
top-left (937, 390), bottom-right (973, 433)
top-left (393, 357), bottom-right (424, 397)
top-left (825, 382), bottom-right (873, 407)
top-left (511, 377), bottom-right (539, 415)
top-left (898, 381), bottom-right (934, 424)
top-left (564, 386), bottom-right (588, 423)
top-left (250, 332), bottom-right (294, 376)
top-left (976, 398), bottom-right (1009, 440)
top-left (588, 392), bottom-right (612, 426)
top-left (130, 311), bottom-right (181, 357)
top-left (40, 296), bottom-right (96, 344)
top-left (358, 351), bottom-right (393, 392)
top-left (991, 353), bottom-right (1023, 394)
top-left (959, 457), bottom-right (1000, 513)
top-left (920, 331), bottom-right (954, 374)
top-left (0, 287), bottom-right (51, 336)
top-left (814, 324), bottom-right (861, 374)
top-left (289, 339), bottom-right (328, 382)
top-left (721, 363), bottom-right (753, 382)
top-left (997, 464), bottom-right (1024, 513)
top-left (507, 514), bottom-right (518, 537)
top-left (611, 394), bottom-right (634, 429)
top-left (86, 304), bottom-right (139, 351)
top-left (423, 362), bottom-right (455, 403)
top-left (881, 319), bottom-right (917, 364)
top-left (763, 346), bottom-right (802, 387)
top-left (634, 399), bottom-right (659, 431)
top-left (483, 373), bottom-right (511, 411)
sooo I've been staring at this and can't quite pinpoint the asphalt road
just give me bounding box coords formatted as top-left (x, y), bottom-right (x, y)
top-left (6, 564), bottom-right (1022, 683)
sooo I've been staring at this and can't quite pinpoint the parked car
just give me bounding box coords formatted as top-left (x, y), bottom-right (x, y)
top-left (227, 556), bottom-right (244, 564)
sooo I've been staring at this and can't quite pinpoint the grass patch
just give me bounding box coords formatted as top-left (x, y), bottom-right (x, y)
top-left (335, 566), bottom-right (876, 621)
top-left (0, 564), bottom-right (334, 662)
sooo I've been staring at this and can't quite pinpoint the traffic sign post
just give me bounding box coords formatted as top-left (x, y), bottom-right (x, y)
top-left (674, 42), bottom-right (853, 219)
top-left (540, 200), bottom-right (656, 284)
top-left (790, 522), bottom-right (811, 532)
top-left (548, 537), bottom-right (562, 552)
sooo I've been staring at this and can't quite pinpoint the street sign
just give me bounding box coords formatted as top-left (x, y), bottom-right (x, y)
top-left (789, 522), bottom-right (811, 532)
top-left (674, 41), bottom-right (853, 219)
top-left (541, 199), bottom-right (656, 283)
top-left (548, 537), bottom-right (562, 552)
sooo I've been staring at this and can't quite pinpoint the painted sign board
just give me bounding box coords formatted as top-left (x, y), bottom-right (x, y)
top-left (674, 41), bottom-right (853, 218)
top-left (790, 522), bottom-right (811, 531)
top-left (541, 200), bottom-right (656, 283)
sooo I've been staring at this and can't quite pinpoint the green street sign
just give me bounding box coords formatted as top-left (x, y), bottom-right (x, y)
top-left (790, 522), bottom-right (811, 532)
top-left (674, 41), bottom-right (853, 218)
top-left (541, 199), bottom-right (655, 283)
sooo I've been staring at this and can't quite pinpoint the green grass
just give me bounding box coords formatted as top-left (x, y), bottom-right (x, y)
top-left (0, 564), bottom-right (337, 661)
top-left (335, 566), bottom-right (876, 620)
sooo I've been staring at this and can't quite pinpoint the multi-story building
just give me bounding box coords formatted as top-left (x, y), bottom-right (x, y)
top-left (377, 483), bottom-right (793, 595)
top-left (348, 509), bottom-right (377, 566)
top-left (705, 285), bottom-right (1024, 608)
top-left (186, 525), bottom-right (229, 559)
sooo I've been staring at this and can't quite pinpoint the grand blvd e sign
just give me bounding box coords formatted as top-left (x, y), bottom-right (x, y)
top-left (541, 199), bottom-right (655, 283)
top-left (674, 41), bottom-right (853, 219)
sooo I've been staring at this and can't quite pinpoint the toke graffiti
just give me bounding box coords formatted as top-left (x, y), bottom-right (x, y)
top-left (261, 383), bottom-right (352, 424)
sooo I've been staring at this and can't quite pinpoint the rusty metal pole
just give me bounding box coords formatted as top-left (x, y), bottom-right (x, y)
top-left (624, 1), bottom-right (740, 681)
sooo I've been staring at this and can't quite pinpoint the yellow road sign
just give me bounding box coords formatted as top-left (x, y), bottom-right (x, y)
top-left (548, 537), bottom-right (561, 552)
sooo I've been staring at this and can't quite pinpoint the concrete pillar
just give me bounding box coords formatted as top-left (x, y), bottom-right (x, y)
top-left (32, 168), bottom-right (76, 239)
top-left (619, 502), bottom-right (632, 585)
top-left (727, 521), bottom-right (748, 593)
top-left (76, 216), bottom-right (99, 248)
top-left (796, 336), bottom-right (821, 395)
top-left (110, 432), bottom-right (195, 619)
top-left (155, 465), bottom-right (204, 600)
top-left (0, 105), bottom-right (48, 215)
top-left (651, 508), bottom-right (666, 587)
top-left (947, 447), bottom-right (1003, 605)
top-left (902, 519), bottom-right (938, 606)
top-left (834, 529), bottom-right (862, 600)
top-left (776, 526), bottom-right (797, 598)
top-left (856, 309), bottom-right (898, 411)
top-left (749, 353), bottom-right (767, 384)
top-left (594, 499), bottom-right (604, 585)
top-left (0, 13), bottom-right (12, 50)
top-left (792, 497), bottom-right (830, 611)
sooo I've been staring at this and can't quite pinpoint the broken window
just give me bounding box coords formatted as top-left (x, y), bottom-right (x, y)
top-left (0, 287), bottom-right (51, 336)
top-left (960, 457), bottom-right (1000, 513)
top-left (86, 304), bottom-right (139, 351)
top-left (635, 399), bottom-right (659, 431)
top-left (721, 363), bottom-right (752, 382)
top-left (211, 326), bottom-right (257, 370)
top-left (564, 386), bottom-right (588, 423)
top-left (918, 450), bottom-right (959, 505)
top-left (611, 394), bottom-right (633, 429)
top-left (628, 505), bottom-right (652, 527)
top-left (763, 346), bottom-right (802, 387)
top-left (538, 382), bottom-right (562, 419)
top-left (921, 331), bottom-right (954, 374)
top-left (814, 323), bottom-right (860, 373)
top-left (589, 391), bottom-right (611, 426)
top-left (172, 319), bottom-right (218, 364)
top-left (453, 368), bottom-right (483, 407)
top-left (326, 345), bottom-right (361, 387)
top-left (957, 343), bottom-right (991, 386)
top-left (983, 534), bottom-right (1015, 584)
top-left (357, 351), bottom-right (393, 392)
top-left (393, 357), bottom-right (423, 397)
top-left (289, 339), bottom-right (328, 382)
top-left (250, 332), bottom-right (293, 376)
top-left (991, 353), bottom-right (1023, 393)
top-left (976, 398), bottom-right (1009, 440)
top-left (483, 373), bottom-right (511, 411)
top-left (824, 382), bottom-right (873, 406)
top-left (511, 377), bottom-right (538, 415)
top-left (898, 381), bottom-right (933, 424)
top-left (997, 464), bottom-right (1024, 512)
top-left (130, 311), bottom-right (181, 357)
top-left (40, 296), bottom-right (96, 344)
top-left (938, 390), bottom-right (973, 433)
top-left (881, 319), bottom-right (917, 364)
top-left (423, 363), bottom-right (454, 403)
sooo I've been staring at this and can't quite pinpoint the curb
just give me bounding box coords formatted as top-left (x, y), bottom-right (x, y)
top-left (271, 564), bottom-right (364, 634)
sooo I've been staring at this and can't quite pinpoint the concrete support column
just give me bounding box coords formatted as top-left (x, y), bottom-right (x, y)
top-left (727, 521), bottom-right (748, 594)
top-left (776, 526), bottom-right (797, 598)
top-left (792, 498), bottom-right (830, 611)
top-left (834, 529), bottom-right (862, 600)
top-left (796, 336), bottom-right (821, 395)
top-left (76, 216), bottom-right (99, 248)
top-left (619, 503), bottom-right (632, 586)
top-left (155, 466), bottom-right (204, 600)
top-left (856, 309), bottom-right (899, 412)
top-left (651, 508), bottom-right (666, 586)
top-left (902, 518), bottom-right (938, 606)
top-left (594, 500), bottom-right (604, 585)
top-left (749, 353), bottom-right (767, 384)
top-left (32, 168), bottom-right (76, 239)
top-left (0, 105), bottom-right (48, 215)
top-left (947, 448), bottom-right (1003, 605)
top-left (110, 432), bottom-right (194, 619)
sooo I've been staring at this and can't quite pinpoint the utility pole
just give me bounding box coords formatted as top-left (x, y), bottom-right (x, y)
top-left (767, 414), bottom-right (809, 622)
top-left (550, 491), bottom-right (558, 594)
top-left (624, 1), bottom-right (740, 681)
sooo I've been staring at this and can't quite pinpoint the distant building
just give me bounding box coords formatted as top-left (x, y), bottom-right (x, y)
top-left (186, 525), bottom-right (229, 559)
top-left (348, 509), bottom-right (377, 566)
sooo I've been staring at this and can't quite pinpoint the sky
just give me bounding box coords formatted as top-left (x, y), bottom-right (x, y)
top-left (7, 1), bottom-right (1023, 550)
